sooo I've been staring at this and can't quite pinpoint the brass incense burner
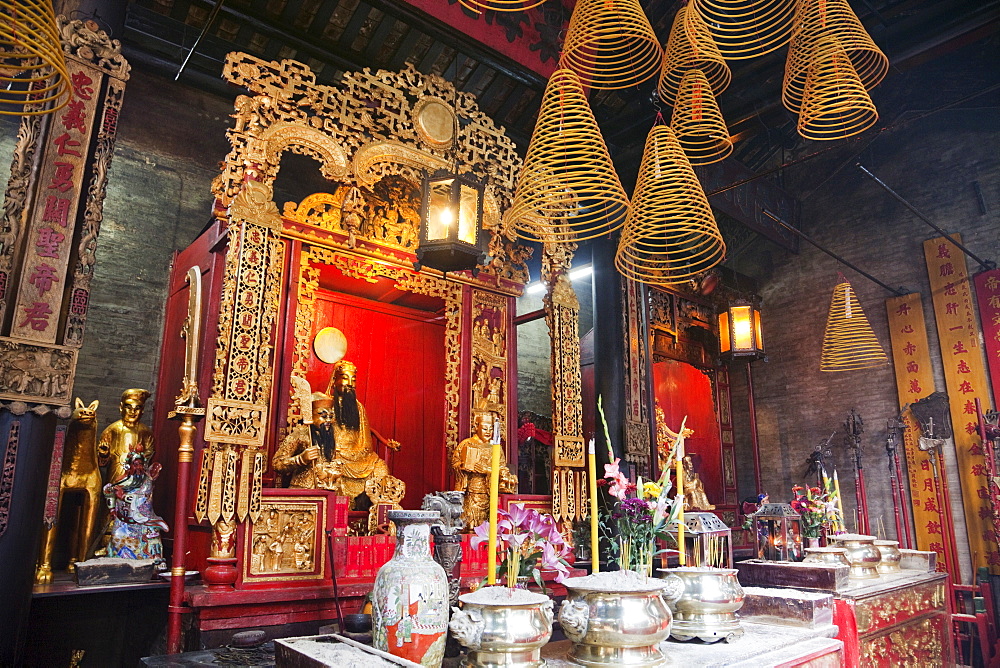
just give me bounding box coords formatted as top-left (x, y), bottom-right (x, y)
top-left (661, 567), bottom-right (745, 643)
top-left (874, 539), bottom-right (902, 574)
top-left (829, 533), bottom-right (880, 579)
top-left (802, 547), bottom-right (850, 567)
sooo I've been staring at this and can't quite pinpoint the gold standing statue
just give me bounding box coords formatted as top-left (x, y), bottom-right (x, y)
top-left (35, 398), bottom-right (102, 583)
top-left (682, 454), bottom-right (715, 511)
top-left (451, 410), bottom-right (517, 529)
top-left (273, 361), bottom-right (402, 508)
top-left (98, 389), bottom-right (156, 480)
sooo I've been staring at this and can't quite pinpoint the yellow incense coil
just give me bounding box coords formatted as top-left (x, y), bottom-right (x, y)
top-left (797, 35), bottom-right (878, 141)
top-left (559, 0), bottom-right (663, 90)
top-left (458, 0), bottom-right (548, 11)
top-left (689, 0), bottom-right (797, 60)
top-left (658, 6), bottom-right (730, 106)
top-left (615, 124), bottom-right (725, 285)
top-left (507, 68), bottom-right (630, 244)
top-left (671, 69), bottom-right (733, 165)
top-left (783, 0), bottom-right (888, 113)
top-left (0, 0), bottom-right (71, 115)
top-left (820, 279), bottom-right (888, 371)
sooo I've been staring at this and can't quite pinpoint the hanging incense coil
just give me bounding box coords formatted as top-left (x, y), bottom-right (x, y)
top-left (658, 7), bottom-right (730, 106)
top-left (507, 68), bottom-right (630, 243)
top-left (0, 0), bottom-right (71, 115)
top-left (458, 0), bottom-right (548, 11)
top-left (783, 0), bottom-right (887, 113)
top-left (820, 279), bottom-right (888, 372)
top-left (671, 70), bottom-right (733, 165)
top-left (797, 36), bottom-right (878, 141)
top-left (615, 124), bottom-right (726, 286)
top-left (559, 0), bottom-right (663, 90)
top-left (689, 0), bottom-right (796, 60)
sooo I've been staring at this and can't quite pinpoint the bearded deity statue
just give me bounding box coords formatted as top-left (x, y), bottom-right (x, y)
top-left (273, 362), bottom-right (403, 509)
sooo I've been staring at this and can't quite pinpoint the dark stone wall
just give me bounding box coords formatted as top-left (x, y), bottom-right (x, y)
top-left (72, 68), bottom-right (232, 427)
top-left (730, 35), bottom-right (1000, 580)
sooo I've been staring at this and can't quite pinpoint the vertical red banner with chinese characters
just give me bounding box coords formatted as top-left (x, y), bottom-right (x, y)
top-left (973, 268), bottom-right (1000, 404)
top-left (885, 294), bottom-right (946, 560)
top-left (10, 64), bottom-right (100, 343)
top-left (924, 236), bottom-right (998, 572)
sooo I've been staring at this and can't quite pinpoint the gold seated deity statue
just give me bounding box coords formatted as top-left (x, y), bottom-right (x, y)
top-left (273, 361), bottom-right (403, 510)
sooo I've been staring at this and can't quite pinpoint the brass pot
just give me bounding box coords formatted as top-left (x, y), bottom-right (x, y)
top-left (802, 547), bottom-right (850, 567)
top-left (449, 587), bottom-right (554, 668)
top-left (874, 540), bottom-right (902, 574)
top-left (559, 574), bottom-right (674, 667)
top-left (660, 567), bottom-right (744, 643)
top-left (829, 533), bottom-right (880, 579)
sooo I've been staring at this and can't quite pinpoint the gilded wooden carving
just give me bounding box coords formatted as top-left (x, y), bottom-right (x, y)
top-left (860, 615), bottom-right (946, 667)
top-left (854, 581), bottom-right (946, 634)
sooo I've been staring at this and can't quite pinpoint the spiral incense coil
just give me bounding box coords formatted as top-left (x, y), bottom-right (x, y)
top-left (689, 0), bottom-right (797, 60)
top-left (658, 7), bottom-right (730, 106)
top-left (783, 0), bottom-right (888, 113)
top-left (507, 68), bottom-right (630, 243)
top-left (0, 0), bottom-right (71, 115)
top-left (820, 279), bottom-right (888, 372)
top-left (615, 125), bottom-right (725, 286)
top-left (559, 0), bottom-right (663, 90)
top-left (458, 0), bottom-right (548, 12)
top-left (671, 69), bottom-right (733, 165)
top-left (797, 36), bottom-right (878, 141)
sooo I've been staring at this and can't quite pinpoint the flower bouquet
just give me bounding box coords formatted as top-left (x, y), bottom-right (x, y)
top-left (790, 485), bottom-right (832, 539)
top-left (597, 398), bottom-right (684, 574)
top-left (471, 503), bottom-right (572, 589)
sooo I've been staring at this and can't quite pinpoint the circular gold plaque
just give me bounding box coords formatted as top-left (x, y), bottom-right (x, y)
top-left (414, 98), bottom-right (456, 149)
top-left (313, 327), bottom-right (348, 364)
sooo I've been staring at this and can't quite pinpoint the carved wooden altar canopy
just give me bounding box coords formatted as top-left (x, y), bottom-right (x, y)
top-left (156, 52), bottom-right (587, 575)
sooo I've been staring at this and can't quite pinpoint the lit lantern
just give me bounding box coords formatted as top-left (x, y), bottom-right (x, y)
top-left (718, 299), bottom-right (764, 360)
top-left (753, 503), bottom-right (804, 562)
top-left (417, 169), bottom-right (487, 275)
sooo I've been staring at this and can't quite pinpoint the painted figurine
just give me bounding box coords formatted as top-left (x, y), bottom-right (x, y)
top-left (103, 450), bottom-right (169, 564)
top-left (98, 388), bottom-right (155, 482)
top-left (450, 410), bottom-right (517, 529)
top-left (274, 361), bottom-right (401, 507)
top-left (35, 398), bottom-right (102, 584)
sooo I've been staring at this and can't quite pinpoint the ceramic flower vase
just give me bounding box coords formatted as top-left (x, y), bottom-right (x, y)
top-left (372, 510), bottom-right (449, 666)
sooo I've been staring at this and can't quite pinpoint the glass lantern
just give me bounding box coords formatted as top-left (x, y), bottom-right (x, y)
top-left (669, 511), bottom-right (734, 568)
top-left (754, 503), bottom-right (804, 562)
top-left (417, 169), bottom-right (487, 274)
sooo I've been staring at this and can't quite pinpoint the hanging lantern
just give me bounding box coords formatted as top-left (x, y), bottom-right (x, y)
top-left (797, 36), bottom-right (878, 141)
top-left (615, 124), bottom-right (725, 286)
top-left (820, 277), bottom-right (888, 372)
top-left (416, 169), bottom-right (488, 274)
top-left (719, 300), bottom-right (764, 361)
top-left (559, 0), bottom-right (663, 90)
top-left (658, 7), bottom-right (730, 107)
top-left (671, 69), bottom-right (733, 166)
top-left (782, 0), bottom-right (888, 113)
top-left (459, 0), bottom-right (547, 11)
top-left (506, 68), bottom-right (629, 244)
top-left (0, 0), bottom-right (71, 115)
top-left (688, 0), bottom-right (797, 61)
top-left (754, 503), bottom-right (804, 562)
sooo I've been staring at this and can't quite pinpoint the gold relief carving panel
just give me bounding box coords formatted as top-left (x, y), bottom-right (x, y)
top-left (244, 499), bottom-right (326, 581)
top-left (0, 339), bottom-right (77, 406)
top-left (205, 399), bottom-right (268, 448)
top-left (471, 290), bottom-right (509, 427)
top-left (860, 615), bottom-right (946, 667)
top-left (855, 581), bottom-right (946, 634)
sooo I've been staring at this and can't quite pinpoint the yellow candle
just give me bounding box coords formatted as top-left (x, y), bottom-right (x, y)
top-left (588, 439), bottom-right (600, 573)
top-left (676, 450), bottom-right (685, 566)
top-left (487, 439), bottom-right (501, 585)
top-left (834, 470), bottom-right (845, 533)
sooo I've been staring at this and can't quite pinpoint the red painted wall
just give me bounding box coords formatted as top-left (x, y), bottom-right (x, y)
top-left (652, 359), bottom-right (724, 505)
